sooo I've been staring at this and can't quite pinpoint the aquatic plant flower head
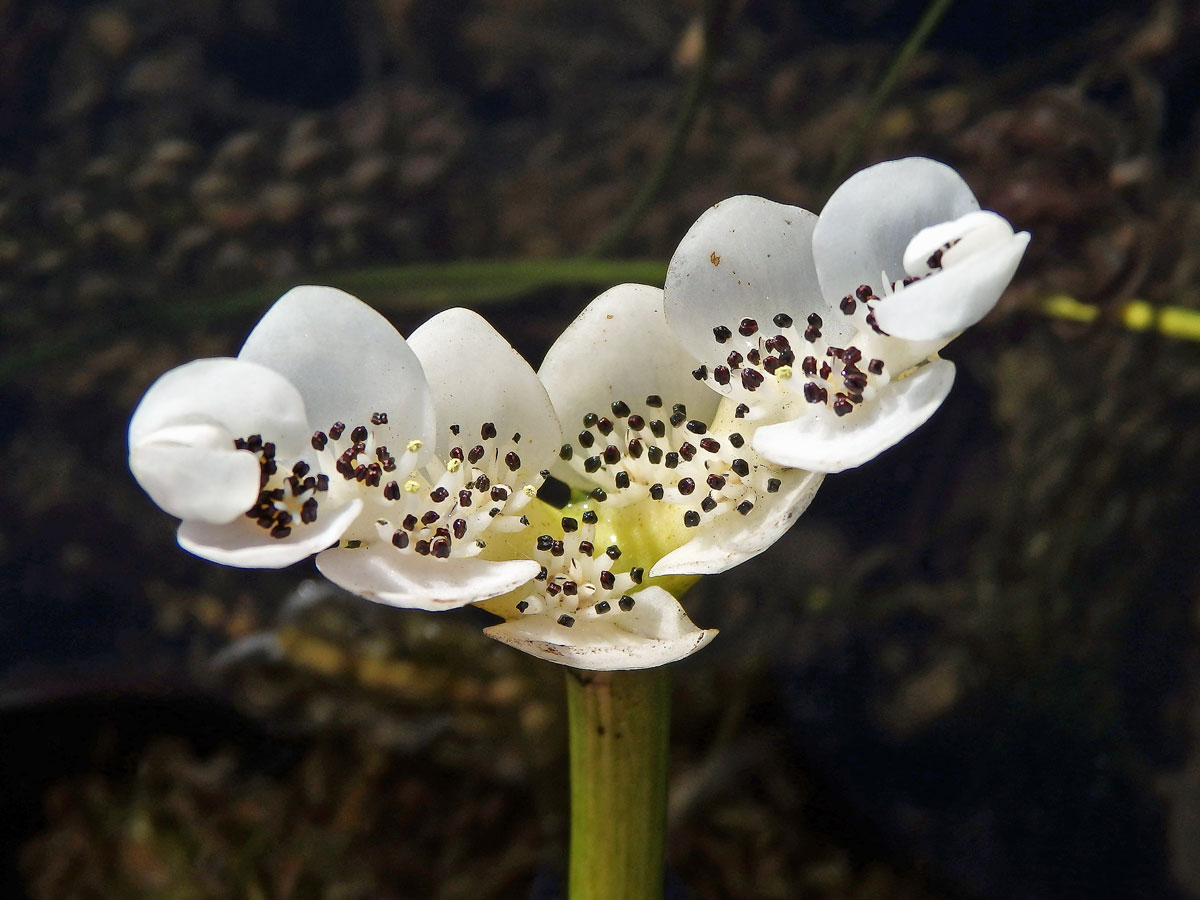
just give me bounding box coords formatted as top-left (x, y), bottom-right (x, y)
top-left (128, 286), bottom-right (561, 610)
top-left (664, 157), bottom-right (1030, 473)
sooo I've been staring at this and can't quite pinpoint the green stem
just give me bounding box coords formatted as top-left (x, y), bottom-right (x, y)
top-left (565, 666), bottom-right (671, 900)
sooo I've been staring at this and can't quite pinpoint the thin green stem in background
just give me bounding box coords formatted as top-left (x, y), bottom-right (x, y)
top-left (585, 0), bottom-right (731, 258)
top-left (827, 0), bottom-right (958, 188)
top-left (565, 666), bottom-right (671, 900)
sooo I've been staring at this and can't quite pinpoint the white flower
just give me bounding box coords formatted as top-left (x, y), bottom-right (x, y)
top-left (664, 157), bottom-right (1030, 473)
top-left (476, 282), bottom-right (823, 670)
top-left (129, 285), bottom-right (562, 610)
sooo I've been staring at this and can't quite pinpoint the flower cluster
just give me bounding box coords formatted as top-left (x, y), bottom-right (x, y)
top-left (130, 158), bottom-right (1028, 670)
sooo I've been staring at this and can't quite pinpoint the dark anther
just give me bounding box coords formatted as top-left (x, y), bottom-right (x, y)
top-left (611, 400), bottom-right (631, 418)
top-left (270, 524), bottom-right (292, 539)
top-left (468, 445), bottom-right (485, 464)
top-left (551, 541), bottom-right (565, 557)
top-left (646, 394), bottom-right (663, 408)
top-left (650, 420), bottom-right (666, 439)
top-left (578, 540), bottom-right (594, 555)
top-left (677, 477), bottom-right (696, 495)
top-left (562, 517), bottom-right (579, 533)
top-left (516, 600), bottom-right (530, 612)
top-left (741, 368), bottom-right (764, 391)
top-left (629, 567), bottom-right (645, 583)
top-left (403, 514), bottom-right (419, 530)
top-left (763, 357), bottom-right (780, 375)
top-left (536, 567), bottom-right (548, 581)
top-left (450, 424), bottom-right (460, 435)
top-left (714, 365), bottom-right (731, 386)
top-left (481, 422), bottom-right (498, 440)
top-left (603, 445), bottom-right (621, 465)
top-left (383, 481), bottom-right (401, 500)
top-left (747, 348), bottom-right (761, 366)
top-left (727, 350), bottom-right (744, 369)
top-left (773, 313), bottom-right (793, 328)
top-left (664, 452), bottom-right (679, 469)
top-left (701, 496), bottom-right (717, 512)
top-left (729, 432), bottom-right (745, 449)
top-left (365, 464), bottom-right (382, 487)
top-left (843, 346), bottom-right (862, 364)
top-left (301, 498), bottom-right (319, 523)
top-left (833, 396), bottom-right (854, 417)
top-left (735, 403), bottom-right (750, 418)
top-left (856, 285), bottom-right (873, 300)
top-left (606, 545), bottom-right (622, 560)
top-left (430, 486), bottom-right (449, 503)
top-left (767, 478), bottom-right (781, 493)
top-left (597, 418), bottom-right (614, 436)
top-left (579, 430), bottom-right (596, 448)
top-left (595, 600), bottom-right (612, 614)
top-left (560, 444), bottom-right (574, 461)
top-left (371, 412), bottom-right (389, 425)
top-left (683, 511), bottom-right (700, 528)
top-left (819, 361), bottom-right (832, 380)
top-left (628, 439), bottom-right (644, 459)
top-left (431, 537), bottom-right (452, 559)
top-left (421, 510), bottom-right (440, 525)
top-left (650, 483), bottom-right (665, 500)
top-left (627, 414), bottom-right (645, 431)
top-left (582, 510), bottom-right (599, 524)
top-left (584, 456), bottom-right (602, 473)
top-left (392, 531), bottom-right (409, 549)
top-left (562, 581), bottom-right (578, 596)
top-left (311, 432), bottom-right (328, 451)
top-left (505, 451), bottom-right (521, 471)
top-left (840, 295), bottom-right (857, 315)
top-left (739, 318), bottom-right (758, 336)
top-left (868, 358), bottom-right (885, 374)
top-left (537, 535), bottom-right (555, 551)
top-left (801, 356), bottom-right (817, 377)
top-left (353, 464), bottom-right (368, 482)
top-left (558, 614), bottom-right (575, 627)
top-left (686, 419), bottom-right (707, 435)
top-left (513, 432), bottom-right (521, 442)
top-left (583, 412), bottom-right (599, 428)
top-left (600, 570), bottom-right (616, 590)
top-left (713, 325), bottom-right (733, 343)
top-left (350, 425), bottom-right (368, 443)
top-left (731, 458), bottom-right (750, 477)
top-left (679, 442), bottom-right (696, 461)
top-left (328, 423), bottom-right (345, 440)
top-left (475, 473), bottom-right (491, 491)
top-left (669, 410), bottom-right (686, 427)
top-left (803, 326), bottom-right (821, 342)
top-left (844, 372), bottom-right (868, 392)
top-left (692, 365), bottom-right (708, 381)
top-left (804, 382), bottom-right (824, 404)
top-left (737, 500), bottom-right (754, 515)
top-left (647, 446), bottom-right (663, 464)
top-left (450, 447), bottom-right (464, 461)
top-left (345, 539), bottom-right (363, 550)
top-left (619, 595), bottom-right (636, 611)
top-left (459, 489), bottom-right (473, 507)
top-left (590, 488), bottom-right (608, 502)
top-left (453, 519), bottom-right (468, 539)
top-left (700, 437), bottom-right (720, 453)
top-left (927, 248), bottom-right (944, 269)
top-left (772, 334), bottom-right (790, 351)
top-left (614, 471), bottom-right (630, 489)
top-left (414, 540), bottom-right (431, 555)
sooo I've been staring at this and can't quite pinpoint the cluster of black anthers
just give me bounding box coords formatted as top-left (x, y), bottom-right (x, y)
top-left (237, 433), bottom-right (329, 539)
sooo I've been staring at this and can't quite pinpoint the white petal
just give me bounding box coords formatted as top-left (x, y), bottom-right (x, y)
top-left (752, 359), bottom-right (956, 472)
top-left (813, 158), bottom-right (980, 307)
top-left (238, 286), bottom-right (435, 463)
top-left (665, 196), bottom-right (826, 357)
top-left (650, 469), bottom-right (824, 577)
top-left (128, 357), bottom-right (312, 458)
top-left (316, 547), bottom-right (540, 611)
top-left (875, 230), bottom-right (1030, 341)
top-left (130, 433), bottom-right (263, 524)
top-left (406, 307), bottom-right (561, 483)
top-left (903, 210), bottom-right (1013, 276)
top-left (177, 498), bottom-right (363, 568)
top-left (538, 284), bottom-right (720, 489)
top-left (483, 586), bottom-right (717, 670)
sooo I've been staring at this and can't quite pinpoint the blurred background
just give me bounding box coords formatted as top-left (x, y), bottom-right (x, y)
top-left (3, 0), bottom-right (1200, 897)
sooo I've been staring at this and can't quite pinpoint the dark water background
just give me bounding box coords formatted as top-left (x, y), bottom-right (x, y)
top-left (3, 0), bottom-right (1200, 897)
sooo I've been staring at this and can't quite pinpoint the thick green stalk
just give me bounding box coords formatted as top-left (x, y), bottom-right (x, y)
top-left (565, 666), bottom-right (671, 900)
